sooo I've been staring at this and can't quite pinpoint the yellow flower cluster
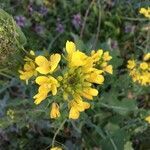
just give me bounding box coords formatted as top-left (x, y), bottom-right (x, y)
top-left (139, 7), bottom-right (150, 18)
top-left (58, 41), bottom-right (112, 119)
top-left (19, 51), bottom-right (37, 84)
top-left (127, 53), bottom-right (150, 86)
top-left (19, 41), bottom-right (113, 120)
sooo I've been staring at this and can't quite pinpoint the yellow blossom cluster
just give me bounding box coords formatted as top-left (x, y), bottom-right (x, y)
top-left (19, 51), bottom-right (37, 84)
top-left (19, 41), bottom-right (113, 120)
top-left (139, 7), bottom-right (150, 18)
top-left (127, 53), bottom-right (150, 86)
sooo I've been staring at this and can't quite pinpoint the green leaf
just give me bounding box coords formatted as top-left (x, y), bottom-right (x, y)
top-left (105, 123), bottom-right (120, 134)
top-left (100, 92), bottom-right (138, 116)
top-left (71, 33), bottom-right (86, 51)
top-left (101, 129), bottom-right (129, 150)
top-left (124, 141), bottom-right (134, 150)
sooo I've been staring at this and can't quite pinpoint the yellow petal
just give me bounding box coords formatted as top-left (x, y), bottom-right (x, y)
top-left (36, 66), bottom-right (50, 74)
top-left (91, 49), bottom-right (103, 62)
top-left (81, 93), bottom-right (93, 100)
top-left (33, 92), bottom-right (48, 105)
top-left (127, 60), bottom-right (136, 69)
top-left (70, 51), bottom-right (87, 67)
top-left (51, 85), bottom-right (57, 96)
top-left (81, 88), bottom-right (98, 100)
top-left (35, 56), bottom-right (49, 66)
top-left (66, 41), bottom-right (76, 54)
top-left (139, 8), bottom-right (147, 14)
top-left (104, 65), bottom-right (113, 74)
top-left (35, 56), bottom-right (50, 74)
top-left (143, 53), bottom-right (150, 61)
top-left (50, 147), bottom-right (62, 150)
top-left (87, 72), bottom-right (104, 84)
top-left (103, 52), bottom-right (112, 61)
top-left (69, 107), bottom-right (80, 119)
top-left (50, 103), bottom-right (60, 119)
top-left (145, 116), bottom-right (150, 123)
top-left (49, 54), bottom-right (61, 72)
top-left (82, 101), bottom-right (90, 109)
top-left (30, 50), bottom-right (35, 56)
top-left (35, 76), bottom-right (49, 85)
top-left (140, 62), bottom-right (148, 70)
top-left (76, 100), bottom-right (90, 112)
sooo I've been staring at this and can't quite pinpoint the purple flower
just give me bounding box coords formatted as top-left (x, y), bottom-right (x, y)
top-left (39, 6), bottom-right (48, 16)
top-left (72, 13), bottom-right (82, 29)
top-left (34, 24), bottom-right (44, 34)
top-left (108, 38), bottom-right (118, 50)
top-left (28, 4), bottom-right (34, 13)
top-left (124, 24), bottom-right (135, 33)
top-left (56, 19), bottom-right (64, 33)
top-left (15, 16), bottom-right (26, 27)
top-left (111, 40), bottom-right (118, 49)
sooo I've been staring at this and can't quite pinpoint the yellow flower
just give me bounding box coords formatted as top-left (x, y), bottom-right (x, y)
top-left (145, 116), bottom-right (150, 123)
top-left (30, 50), bottom-right (35, 56)
top-left (60, 43), bottom-right (113, 119)
top-left (143, 53), bottom-right (150, 61)
top-left (103, 65), bottom-right (113, 74)
top-left (69, 98), bottom-right (90, 119)
top-left (19, 50), bottom-right (37, 84)
top-left (65, 41), bottom-right (76, 56)
top-left (139, 7), bottom-right (150, 18)
top-left (19, 61), bottom-right (37, 84)
top-left (65, 41), bottom-right (88, 67)
top-left (86, 69), bottom-right (104, 84)
top-left (69, 106), bottom-right (80, 119)
top-left (91, 49), bottom-right (103, 62)
top-left (19, 41), bottom-right (114, 120)
top-left (102, 51), bottom-right (112, 61)
top-left (127, 60), bottom-right (136, 69)
top-left (50, 147), bottom-right (62, 150)
top-left (34, 76), bottom-right (59, 104)
top-left (61, 66), bottom-right (99, 102)
top-left (140, 62), bottom-right (148, 70)
top-left (101, 62), bottom-right (107, 67)
top-left (139, 8), bottom-right (147, 14)
top-left (35, 54), bottom-right (61, 74)
top-left (127, 54), bottom-right (150, 86)
top-left (50, 102), bottom-right (60, 119)
top-left (140, 71), bottom-right (150, 85)
top-left (80, 88), bottom-right (98, 100)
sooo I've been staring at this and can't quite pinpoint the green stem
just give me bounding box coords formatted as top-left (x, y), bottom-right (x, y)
top-left (145, 21), bottom-right (150, 53)
top-left (106, 131), bottom-right (118, 150)
top-left (0, 71), bottom-right (13, 79)
top-left (48, 33), bottom-right (62, 52)
top-left (121, 17), bottom-right (148, 21)
top-left (51, 119), bottom-right (67, 147)
top-left (80, 0), bottom-right (95, 38)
